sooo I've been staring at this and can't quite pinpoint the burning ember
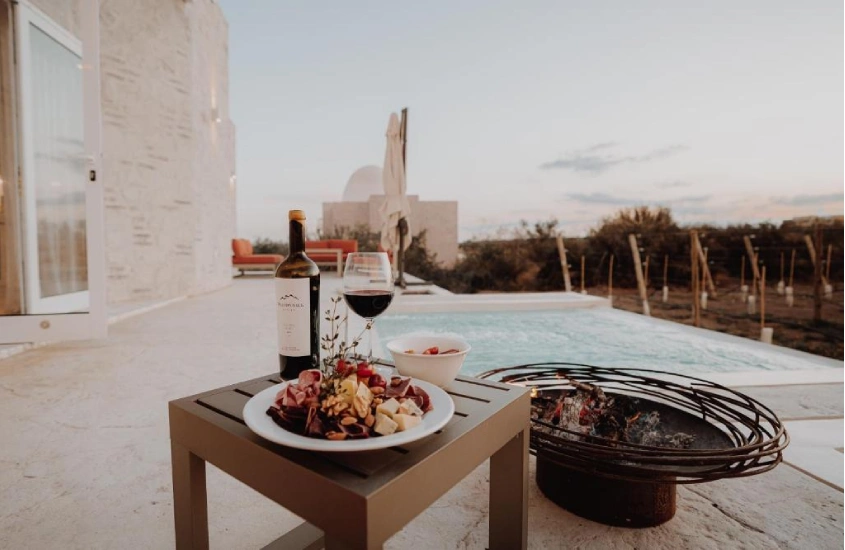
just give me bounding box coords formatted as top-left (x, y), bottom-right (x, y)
top-left (533, 379), bottom-right (695, 449)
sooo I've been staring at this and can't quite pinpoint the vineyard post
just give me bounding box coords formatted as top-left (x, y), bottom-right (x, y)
top-left (556, 234), bottom-right (572, 292)
top-left (608, 254), bottom-right (614, 305)
top-left (786, 249), bottom-right (796, 307)
top-left (628, 234), bottom-right (651, 316)
top-left (805, 233), bottom-right (829, 287)
top-left (698, 246), bottom-right (704, 311)
top-left (760, 266), bottom-right (773, 343)
top-left (692, 235), bottom-right (716, 296)
top-left (743, 235), bottom-right (760, 315)
top-left (741, 255), bottom-right (748, 303)
top-left (813, 225), bottom-right (823, 322)
top-left (691, 231), bottom-right (701, 327)
top-left (748, 253), bottom-right (757, 315)
top-left (662, 254), bottom-right (669, 303)
top-left (580, 255), bottom-right (586, 294)
top-left (777, 252), bottom-right (785, 295)
top-left (824, 243), bottom-right (833, 298)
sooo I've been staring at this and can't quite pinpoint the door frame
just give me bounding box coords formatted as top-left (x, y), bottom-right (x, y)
top-left (0, 0), bottom-right (105, 343)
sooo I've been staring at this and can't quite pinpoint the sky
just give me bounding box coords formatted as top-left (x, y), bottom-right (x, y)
top-left (219, 0), bottom-right (843, 241)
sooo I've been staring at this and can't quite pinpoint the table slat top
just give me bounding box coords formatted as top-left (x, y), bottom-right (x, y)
top-left (170, 372), bottom-right (528, 495)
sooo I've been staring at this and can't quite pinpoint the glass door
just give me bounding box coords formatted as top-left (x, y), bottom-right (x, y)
top-left (19, 11), bottom-right (88, 313)
top-left (0, 0), bottom-right (105, 343)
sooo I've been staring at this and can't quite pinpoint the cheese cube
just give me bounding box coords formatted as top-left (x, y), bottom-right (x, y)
top-left (398, 399), bottom-right (423, 417)
top-left (339, 377), bottom-right (358, 404)
top-left (373, 412), bottom-right (398, 436)
top-left (376, 398), bottom-right (401, 418)
top-left (393, 413), bottom-right (422, 432)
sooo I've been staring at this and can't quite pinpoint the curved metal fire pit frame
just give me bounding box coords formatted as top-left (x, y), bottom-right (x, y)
top-left (477, 363), bottom-right (789, 484)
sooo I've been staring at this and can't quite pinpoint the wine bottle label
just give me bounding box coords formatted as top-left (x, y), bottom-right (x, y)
top-left (275, 278), bottom-right (310, 357)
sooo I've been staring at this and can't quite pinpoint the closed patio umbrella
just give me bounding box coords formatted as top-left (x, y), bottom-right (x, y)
top-left (379, 110), bottom-right (411, 286)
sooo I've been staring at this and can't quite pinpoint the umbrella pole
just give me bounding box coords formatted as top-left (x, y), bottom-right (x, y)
top-left (396, 108), bottom-right (409, 289)
top-left (397, 218), bottom-right (407, 288)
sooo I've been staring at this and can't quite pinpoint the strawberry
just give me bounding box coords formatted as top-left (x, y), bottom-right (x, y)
top-left (356, 362), bottom-right (374, 378)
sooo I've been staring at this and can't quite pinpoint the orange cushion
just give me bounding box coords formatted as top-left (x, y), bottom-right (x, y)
top-left (233, 254), bottom-right (282, 265)
top-left (232, 239), bottom-right (253, 256)
top-left (328, 240), bottom-right (358, 254)
top-left (306, 241), bottom-right (329, 249)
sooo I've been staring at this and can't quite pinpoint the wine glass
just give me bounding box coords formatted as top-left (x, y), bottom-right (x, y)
top-left (342, 252), bottom-right (395, 362)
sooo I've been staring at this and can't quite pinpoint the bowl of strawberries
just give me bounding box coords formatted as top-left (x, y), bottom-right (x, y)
top-left (385, 335), bottom-right (471, 388)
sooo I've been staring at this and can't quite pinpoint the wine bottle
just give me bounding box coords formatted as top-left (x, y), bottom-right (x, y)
top-left (275, 210), bottom-right (320, 379)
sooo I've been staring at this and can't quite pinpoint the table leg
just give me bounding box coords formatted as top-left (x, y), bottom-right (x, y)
top-left (489, 426), bottom-right (528, 550)
top-left (171, 441), bottom-right (209, 550)
top-left (325, 537), bottom-right (382, 550)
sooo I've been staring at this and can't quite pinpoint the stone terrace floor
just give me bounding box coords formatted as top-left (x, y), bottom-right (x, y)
top-left (1, 276), bottom-right (842, 549)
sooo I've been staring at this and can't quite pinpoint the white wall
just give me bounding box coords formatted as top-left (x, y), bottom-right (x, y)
top-left (29, 0), bottom-right (236, 304)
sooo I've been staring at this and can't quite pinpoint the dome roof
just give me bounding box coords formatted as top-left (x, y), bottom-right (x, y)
top-left (342, 165), bottom-right (383, 202)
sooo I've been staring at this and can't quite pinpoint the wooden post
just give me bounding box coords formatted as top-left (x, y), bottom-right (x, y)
top-left (692, 234), bottom-right (716, 296)
top-left (691, 231), bottom-right (701, 327)
top-left (752, 253), bottom-right (758, 300)
top-left (760, 266), bottom-right (766, 329)
top-left (556, 235), bottom-right (572, 292)
top-left (663, 254), bottom-right (669, 288)
top-left (580, 255), bottom-right (586, 293)
top-left (628, 234), bottom-right (651, 316)
top-left (743, 235), bottom-right (762, 294)
top-left (608, 254), bottom-right (614, 303)
top-left (805, 233), bottom-right (829, 287)
top-left (780, 252), bottom-right (785, 282)
top-left (826, 243), bottom-right (833, 281)
top-left (813, 226), bottom-right (823, 322)
top-left (789, 249), bottom-right (796, 287)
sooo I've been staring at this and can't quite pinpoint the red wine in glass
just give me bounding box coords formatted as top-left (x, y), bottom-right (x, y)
top-left (343, 289), bottom-right (394, 319)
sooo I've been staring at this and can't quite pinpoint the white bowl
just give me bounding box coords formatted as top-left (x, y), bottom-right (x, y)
top-left (385, 335), bottom-right (471, 388)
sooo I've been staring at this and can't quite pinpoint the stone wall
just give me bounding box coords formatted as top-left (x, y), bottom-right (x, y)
top-left (32, 0), bottom-right (235, 304)
top-left (186, 0), bottom-right (236, 295)
top-left (323, 196), bottom-right (459, 267)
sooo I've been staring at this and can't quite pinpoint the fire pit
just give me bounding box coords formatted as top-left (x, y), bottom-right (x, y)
top-left (478, 363), bottom-right (789, 527)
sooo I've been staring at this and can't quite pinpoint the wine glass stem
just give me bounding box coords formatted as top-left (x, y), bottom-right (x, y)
top-left (368, 321), bottom-right (374, 360)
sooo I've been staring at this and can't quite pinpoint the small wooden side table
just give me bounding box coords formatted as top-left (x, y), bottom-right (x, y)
top-left (169, 373), bottom-right (529, 549)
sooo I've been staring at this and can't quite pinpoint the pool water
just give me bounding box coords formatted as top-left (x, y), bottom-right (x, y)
top-left (377, 308), bottom-right (835, 377)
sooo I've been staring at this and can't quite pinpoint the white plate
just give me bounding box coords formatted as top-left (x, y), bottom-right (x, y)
top-left (243, 378), bottom-right (455, 452)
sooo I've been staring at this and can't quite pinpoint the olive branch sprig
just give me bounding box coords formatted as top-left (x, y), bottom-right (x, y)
top-left (320, 296), bottom-right (373, 378)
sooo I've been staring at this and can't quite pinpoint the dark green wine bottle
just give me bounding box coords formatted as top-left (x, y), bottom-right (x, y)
top-left (274, 210), bottom-right (320, 379)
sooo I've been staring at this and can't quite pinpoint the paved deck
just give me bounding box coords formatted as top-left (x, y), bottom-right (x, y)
top-left (1, 277), bottom-right (842, 549)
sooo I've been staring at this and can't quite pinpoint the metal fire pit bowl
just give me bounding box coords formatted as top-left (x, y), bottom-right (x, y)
top-left (477, 363), bottom-right (789, 527)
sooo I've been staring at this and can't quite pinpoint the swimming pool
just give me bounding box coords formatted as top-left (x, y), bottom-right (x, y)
top-left (377, 308), bottom-right (839, 377)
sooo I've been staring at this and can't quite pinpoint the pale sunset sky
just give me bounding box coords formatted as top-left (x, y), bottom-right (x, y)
top-left (219, 0), bottom-right (844, 241)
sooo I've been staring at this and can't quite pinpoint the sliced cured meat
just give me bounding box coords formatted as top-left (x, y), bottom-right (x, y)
top-left (385, 377), bottom-right (412, 398)
top-left (412, 386), bottom-right (432, 412)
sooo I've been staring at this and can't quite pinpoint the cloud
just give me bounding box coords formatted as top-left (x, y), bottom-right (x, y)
top-left (770, 193), bottom-right (844, 207)
top-left (583, 141), bottom-right (618, 152)
top-left (564, 192), bottom-right (640, 206)
top-left (539, 144), bottom-right (688, 174)
top-left (563, 192), bottom-right (711, 207)
top-left (654, 180), bottom-right (692, 189)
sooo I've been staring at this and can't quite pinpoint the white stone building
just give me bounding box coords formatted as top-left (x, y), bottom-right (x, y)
top-left (322, 166), bottom-right (459, 267)
top-left (0, 0), bottom-right (235, 343)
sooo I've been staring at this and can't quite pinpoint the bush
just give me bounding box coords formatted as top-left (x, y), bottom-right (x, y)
top-left (253, 210), bottom-right (843, 293)
top-left (252, 238), bottom-right (288, 256)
